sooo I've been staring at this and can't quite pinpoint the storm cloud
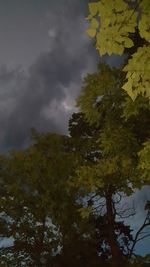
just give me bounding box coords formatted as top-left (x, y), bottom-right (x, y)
top-left (0, 0), bottom-right (98, 152)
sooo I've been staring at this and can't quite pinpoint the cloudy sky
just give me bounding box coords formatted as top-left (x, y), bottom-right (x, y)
top-left (0, 0), bottom-right (149, 255)
top-left (0, 0), bottom-right (99, 152)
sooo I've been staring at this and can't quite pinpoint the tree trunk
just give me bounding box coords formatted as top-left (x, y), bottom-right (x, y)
top-left (106, 190), bottom-right (126, 267)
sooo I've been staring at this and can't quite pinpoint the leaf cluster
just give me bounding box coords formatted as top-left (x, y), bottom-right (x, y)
top-left (86, 0), bottom-right (150, 101)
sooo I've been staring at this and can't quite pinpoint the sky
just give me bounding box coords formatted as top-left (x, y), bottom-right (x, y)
top-left (0, 0), bottom-right (149, 257)
top-left (0, 0), bottom-right (99, 152)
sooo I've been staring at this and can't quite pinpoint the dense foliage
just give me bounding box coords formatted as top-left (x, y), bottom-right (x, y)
top-left (86, 0), bottom-right (150, 101)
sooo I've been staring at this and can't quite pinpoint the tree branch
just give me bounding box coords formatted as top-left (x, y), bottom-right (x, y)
top-left (128, 211), bottom-right (150, 258)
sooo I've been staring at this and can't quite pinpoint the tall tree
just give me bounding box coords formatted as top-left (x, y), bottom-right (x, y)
top-left (85, 1), bottom-right (150, 190)
top-left (74, 64), bottom-right (150, 267)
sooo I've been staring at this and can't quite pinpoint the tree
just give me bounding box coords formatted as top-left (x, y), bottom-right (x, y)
top-left (69, 112), bottom-right (134, 262)
top-left (74, 64), bottom-right (150, 267)
top-left (85, 0), bottom-right (150, 196)
top-left (0, 132), bottom-right (106, 267)
top-left (86, 0), bottom-right (150, 101)
top-left (0, 133), bottom-right (77, 266)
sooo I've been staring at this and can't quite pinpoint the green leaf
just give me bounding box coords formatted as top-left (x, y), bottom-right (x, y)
top-left (90, 18), bottom-right (99, 29)
top-left (88, 2), bottom-right (99, 16)
top-left (79, 206), bottom-right (92, 219)
top-left (86, 28), bottom-right (96, 38)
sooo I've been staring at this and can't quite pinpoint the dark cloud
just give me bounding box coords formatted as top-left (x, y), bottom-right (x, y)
top-left (0, 66), bottom-right (27, 151)
top-left (0, 0), bottom-right (90, 68)
top-left (0, 1), bottom-right (98, 152)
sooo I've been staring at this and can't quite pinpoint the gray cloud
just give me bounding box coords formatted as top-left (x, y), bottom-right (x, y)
top-left (0, 1), bottom-right (98, 152)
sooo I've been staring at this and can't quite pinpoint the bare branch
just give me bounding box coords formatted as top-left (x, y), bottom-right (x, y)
top-left (128, 211), bottom-right (150, 258)
top-left (137, 233), bottom-right (150, 242)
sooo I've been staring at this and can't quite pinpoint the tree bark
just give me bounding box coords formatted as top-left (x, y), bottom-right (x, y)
top-left (106, 190), bottom-right (126, 267)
